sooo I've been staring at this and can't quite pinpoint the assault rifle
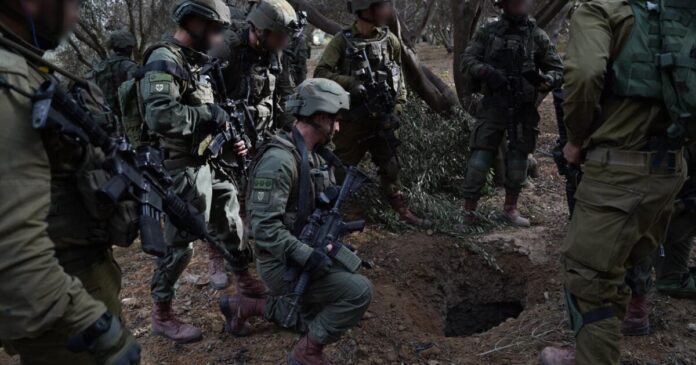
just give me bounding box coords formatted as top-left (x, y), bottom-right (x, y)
top-left (31, 78), bottom-right (239, 265)
top-left (283, 167), bottom-right (368, 327)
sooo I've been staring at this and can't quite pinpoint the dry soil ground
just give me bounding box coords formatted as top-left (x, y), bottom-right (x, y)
top-left (1, 44), bottom-right (695, 365)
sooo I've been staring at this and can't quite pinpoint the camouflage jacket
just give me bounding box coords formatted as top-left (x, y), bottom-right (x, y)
top-left (87, 52), bottom-right (137, 116)
top-left (462, 14), bottom-right (563, 103)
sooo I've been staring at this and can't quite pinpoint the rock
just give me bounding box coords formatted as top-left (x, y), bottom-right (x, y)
top-left (363, 311), bottom-right (375, 319)
top-left (386, 351), bottom-right (398, 361)
top-left (687, 323), bottom-right (696, 333)
top-left (543, 291), bottom-right (550, 301)
top-left (121, 297), bottom-right (137, 306)
top-left (397, 325), bottom-right (406, 331)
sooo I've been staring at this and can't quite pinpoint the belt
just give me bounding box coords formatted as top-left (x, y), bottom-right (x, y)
top-left (586, 147), bottom-right (683, 174)
top-left (54, 246), bottom-right (110, 275)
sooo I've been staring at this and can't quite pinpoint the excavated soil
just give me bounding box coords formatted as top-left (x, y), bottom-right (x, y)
top-left (2, 44), bottom-right (696, 365)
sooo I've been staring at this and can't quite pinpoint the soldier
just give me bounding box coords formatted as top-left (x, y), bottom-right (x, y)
top-left (211, 0), bottom-right (301, 140)
top-left (315, 0), bottom-right (431, 227)
top-left (460, 0), bottom-right (563, 227)
top-left (86, 29), bottom-right (138, 118)
top-left (0, 0), bottom-right (140, 364)
top-left (218, 78), bottom-right (373, 365)
top-left (540, 1), bottom-right (694, 364)
top-left (138, 0), bottom-right (265, 344)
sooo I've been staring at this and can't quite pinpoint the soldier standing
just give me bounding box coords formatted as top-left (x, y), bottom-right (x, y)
top-left (137, 0), bottom-right (265, 344)
top-left (211, 0), bottom-right (301, 140)
top-left (460, 0), bottom-right (563, 227)
top-left (87, 29), bottom-right (138, 118)
top-left (0, 0), bottom-right (140, 364)
top-left (218, 78), bottom-right (373, 365)
top-left (541, 0), bottom-right (694, 364)
top-left (315, 0), bottom-right (431, 227)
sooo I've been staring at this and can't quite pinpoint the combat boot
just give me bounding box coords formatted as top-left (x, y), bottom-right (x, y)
top-left (503, 193), bottom-right (530, 227)
top-left (288, 335), bottom-right (330, 365)
top-left (151, 300), bottom-right (202, 343)
top-left (218, 294), bottom-right (265, 337)
top-left (389, 192), bottom-right (433, 228)
top-left (207, 243), bottom-right (229, 290)
top-left (463, 199), bottom-right (478, 224)
top-left (234, 269), bottom-right (269, 298)
top-left (539, 347), bottom-right (575, 365)
top-left (622, 294), bottom-right (650, 336)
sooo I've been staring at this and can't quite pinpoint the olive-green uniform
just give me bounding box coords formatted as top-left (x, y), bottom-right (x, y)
top-left (210, 28), bottom-right (281, 139)
top-left (460, 14), bottom-right (563, 199)
top-left (0, 27), bottom-right (130, 364)
top-left (247, 132), bottom-right (372, 344)
top-left (314, 24), bottom-right (407, 196)
top-left (139, 37), bottom-right (249, 302)
top-left (87, 53), bottom-right (137, 118)
top-left (561, 1), bottom-right (694, 363)
top-left (276, 30), bottom-right (312, 130)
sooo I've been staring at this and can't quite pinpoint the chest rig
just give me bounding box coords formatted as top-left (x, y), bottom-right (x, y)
top-left (341, 28), bottom-right (401, 99)
top-left (483, 18), bottom-right (539, 103)
top-left (612, 0), bottom-right (696, 140)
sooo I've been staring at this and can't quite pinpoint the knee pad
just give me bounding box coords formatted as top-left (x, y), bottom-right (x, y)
top-left (563, 287), bottom-right (616, 337)
top-left (466, 149), bottom-right (494, 184)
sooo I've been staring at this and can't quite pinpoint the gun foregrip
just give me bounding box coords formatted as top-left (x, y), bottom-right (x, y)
top-left (342, 220), bottom-right (366, 233)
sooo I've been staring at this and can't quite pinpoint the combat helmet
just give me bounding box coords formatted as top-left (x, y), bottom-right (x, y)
top-left (247, 0), bottom-right (301, 37)
top-left (346, 0), bottom-right (391, 14)
top-left (172, 0), bottom-right (232, 26)
top-left (108, 30), bottom-right (137, 51)
top-left (286, 79), bottom-right (350, 117)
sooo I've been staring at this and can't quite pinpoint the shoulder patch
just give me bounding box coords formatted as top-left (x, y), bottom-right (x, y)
top-left (149, 73), bottom-right (173, 82)
top-left (253, 177), bottom-right (273, 191)
top-left (150, 82), bottom-right (170, 94)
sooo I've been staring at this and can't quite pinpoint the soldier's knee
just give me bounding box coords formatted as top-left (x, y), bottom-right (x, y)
top-left (346, 274), bottom-right (373, 310)
top-left (505, 151), bottom-right (529, 187)
top-left (466, 149), bottom-right (494, 184)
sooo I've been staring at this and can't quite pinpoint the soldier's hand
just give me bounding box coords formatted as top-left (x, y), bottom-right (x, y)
top-left (304, 248), bottom-right (332, 278)
top-left (67, 312), bottom-right (141, 365)
top-left (233, 140), bottom-right (248, 157)
top-left (563, 142), bottom-right (583, 166)
top-left (485, 69), bottom-right (508, 91)
top-left (538, 81), bottom-right (553, 92)
top-left (208, 104), bottom-right (231, 130)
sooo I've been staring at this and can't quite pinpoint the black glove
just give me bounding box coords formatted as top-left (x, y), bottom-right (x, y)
top-left (208, 104), bottom-right (230, 130)
top-left (304, 248), bottom-right (332, 278)
top-left (68, 312), bottom-right (141, 365)
top-left (485, 68), bottom-right (508, 91)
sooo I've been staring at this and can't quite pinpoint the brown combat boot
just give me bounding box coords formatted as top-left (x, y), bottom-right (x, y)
top-left (218, 294), bottom-right (265, 337)
top-left (388, 192), bottom-right (432, 228)
top-left (503, 193), bottom-right (530, 227)
top-left (151, 300), bottom-right (202, 344)
top-left (539, 347), bottom-right (576, 365)
top-left (207, 243), bottom-right (229, 290)
top-left (233, 269), bottom-right (269, 298)
top-left (288, 335), bottom-right (330, 365)
top-left (622, 294), bottom-right (650, 336)
top-left (464, 199), bottom-right (478, 224)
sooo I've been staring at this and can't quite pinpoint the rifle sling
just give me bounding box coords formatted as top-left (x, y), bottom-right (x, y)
top-left (292, 127), bottom-right (312, 236)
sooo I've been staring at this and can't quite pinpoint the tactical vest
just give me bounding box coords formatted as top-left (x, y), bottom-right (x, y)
top-left (340, 27), bottom-right (402, 103)
top-left (43, 81), bottom-right (138, 250)
top-left (87, 55), bottom-right (135, 116)
top-left (247, 133), bottom-right (333, 232)
top-left (611, 0), bottom-right (696, 138)
top-left (482, 18), bottom-right (540, 103)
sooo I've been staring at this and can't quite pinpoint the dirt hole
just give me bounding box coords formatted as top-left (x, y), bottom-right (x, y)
top-left (444, 300), bottom-right (524, 337)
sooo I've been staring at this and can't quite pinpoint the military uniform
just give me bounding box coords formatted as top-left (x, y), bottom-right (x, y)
top-left (543, 1), bottom-right (695, 364)
top-left (247, 131), bottom-right (372, 344)
top-left (460, 14), bottom-right (563, 202)
top-left (315, 24), bottom-right (406, 197)
top-left (139, 37), bottom-right (249, 302)
top-left (211, 27), bottom-right (282, 138)
top-left (0, 24), bottom-right (135, 365)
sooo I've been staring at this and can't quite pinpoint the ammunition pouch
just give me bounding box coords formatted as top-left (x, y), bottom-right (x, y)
top-left (332, 244), bottom-right (362, 273)
top-left (54, 245), bottom-right (111, 275)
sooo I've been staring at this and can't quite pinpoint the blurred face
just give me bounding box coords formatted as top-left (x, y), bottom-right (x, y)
top-left (312, 112), bottom-right (341, 144)
top-left (259, 29), bottom-right (290, 52)
top-left (358, 1), bottom-right (393, 27)
top-left (184, 16), bottom-right (225, 51)
top-left (502, 0), bottom-right (533, 17)
top-left (16, 0), bottom-right (80, 48)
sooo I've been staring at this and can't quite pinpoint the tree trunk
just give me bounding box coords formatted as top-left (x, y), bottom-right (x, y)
top-left (451, 0), bottom-right (483, 108)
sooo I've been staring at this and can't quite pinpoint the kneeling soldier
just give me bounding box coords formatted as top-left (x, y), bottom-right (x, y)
top-left (219, 79), bottom-right (373, 365)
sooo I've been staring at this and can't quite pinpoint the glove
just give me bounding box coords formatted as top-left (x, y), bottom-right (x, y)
top-left (485, 68), bottom-right (508, 91)
top-left (304, 248), bottom-right (332, 278)
top-left (68, 312), bottom-right (141, 365)
top-left (208, 104), bottom-right (230, 130)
